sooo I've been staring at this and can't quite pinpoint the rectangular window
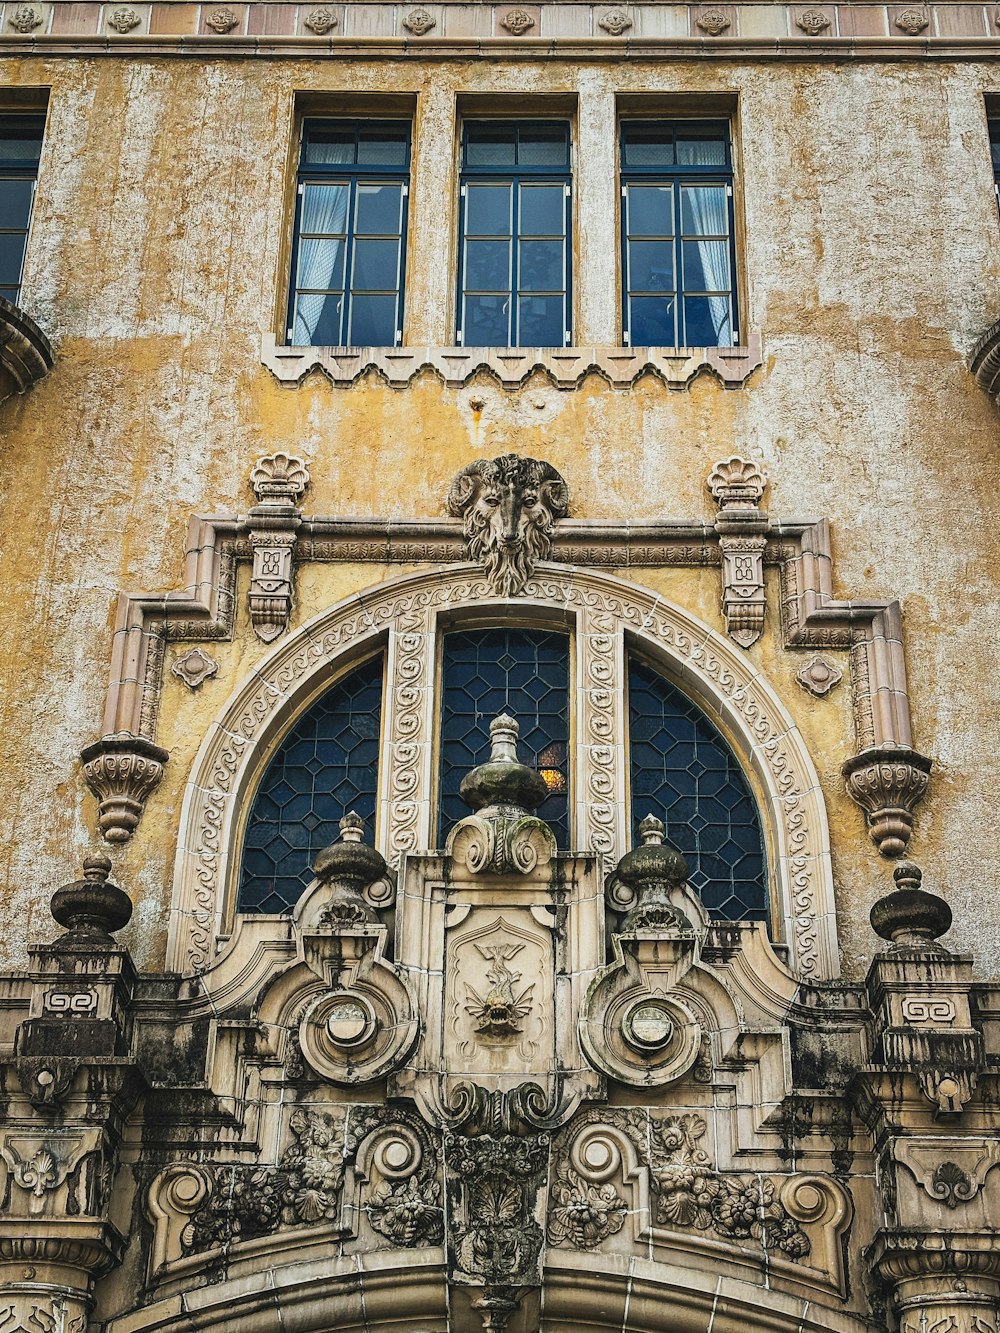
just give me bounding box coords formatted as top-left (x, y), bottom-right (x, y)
top-left (458, 121), bottom-right (571, 348)
top-left (620, 120), bottom-right (738, 348)
top-left (0, 114), bottom-right (44, 307)
top-left (990, 116), bottom-right (1000, 206)
top-left (289, 118), bottom-right (410, 347)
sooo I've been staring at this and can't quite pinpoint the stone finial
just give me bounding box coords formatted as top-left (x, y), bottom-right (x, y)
top-left (448, 715), bottom-right (557, 875)
top-left (249, 452), bottom-right (311, 505)
top-left (313, 813), bottom-right (387, 926)
top-left (615, 815), bottom-right (691, 931)
top-left (870, 862), bottom-right (952, 951)
top-left (50, 853), bottom-right (133, 942)
top-left (459, 715), bottom-right (549, 815)
top-left (446, 454), bottom-right (569, 597)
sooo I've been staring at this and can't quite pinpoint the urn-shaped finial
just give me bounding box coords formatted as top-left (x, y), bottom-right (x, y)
top-left (459, 714), bottom-right (549, 814)
top-left (615, 815), bottom-right (691, 931)
top-left (870, 861), bottom-right (952, 951)
top-left (50, 852), bottom-right (133, 942)
top-left (312, 813), bottom-right (387, 926)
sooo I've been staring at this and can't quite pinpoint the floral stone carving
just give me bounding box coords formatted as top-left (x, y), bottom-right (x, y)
top-left (403, 6), bottom-right (435, 33)
top-left (547, 1162), bottom-right (627, 1247)
top-left (304, 6), bottom-right (337, 33)
top-left (499, 7), bottom-right (536, 33)
top-left (8, 5), bottom-right (42, 31)
top-left (795, 8), bottom-right (831, 32)
top-left (204, 7), bottom-right (238, 31)
top-left (895, 7), bottom-right (929, 33)
top-left (696, 7), bottom-right (731, 34)
top-left (842, 745), bottom-right (932, 857)
top-left (598, 7), bottom-right (632, 34)
top-left (171, 646), bottom-right (218, 690)
top-left (446, 453), bottom-right (568, 596)
top-left (81, 734), bottom-right (169, 843)
top-left (106, 7), bottom-right (141, 32)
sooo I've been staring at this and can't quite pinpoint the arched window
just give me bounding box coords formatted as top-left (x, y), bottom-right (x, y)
top-left (629, 655), bottom-right (767, 920)
top-left (237, 654), bottom-right (384, 913)
top-left (438, 627), bottom-right (570, 846)
top-left (235, 630), bottom-right (767, 923)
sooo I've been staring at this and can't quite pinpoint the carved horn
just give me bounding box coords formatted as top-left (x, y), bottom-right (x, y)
top-left (446, 460), bottom-right (487, 516)
top-left (536, 461), bottom-right (569, 517)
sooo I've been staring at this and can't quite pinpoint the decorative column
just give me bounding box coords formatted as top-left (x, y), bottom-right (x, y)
top-left (706, 456), bottom-right (769, 648)
top-left (246, 452), bottom-right (310, 642)
top-left (2, 856), bottom-right (140, 1333)
top-left (861, 865), bottom-right (998, 1333)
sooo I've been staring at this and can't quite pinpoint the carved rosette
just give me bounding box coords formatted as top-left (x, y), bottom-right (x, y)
top-left (795, 7), bottom-right (831, 32)
top-left (499, 7), bottom-right (535, 33)
top-left (8, 4), bottom-right (42, 31)
top-left (446, 453), bottom-right (568, 596)
top-left (598, 7), bottom-right (632, 33)
top-left (403, 5), bottom-right (435, 33)
top-left (81, 734), bottom-right (169, 843)
top-left (707, 455), bottom-right (769, 648)
top-left (894, 7), bottom-right (929, 33)
top-left (106, 6), bottom-right (141, 32)
top-left (696, 6), bottom-right (731, 33)
top-left (842, 745), bottom-right (932, 857)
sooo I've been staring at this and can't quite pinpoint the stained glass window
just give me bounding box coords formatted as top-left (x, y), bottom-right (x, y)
top-left (438, 628), bottom-right (570, 846)
top-left (629, 656), bottom-right (768, 921)
top-left (237, 654), bottom-right (384, 914)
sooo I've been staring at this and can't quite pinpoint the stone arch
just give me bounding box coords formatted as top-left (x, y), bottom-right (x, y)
top-left (169, 563), bottom-right (837, 977)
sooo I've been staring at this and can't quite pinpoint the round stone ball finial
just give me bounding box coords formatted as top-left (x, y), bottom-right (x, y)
top-left (870, 861), bottom-right (952, 951)
top-left (616, 815), bottom-right (689, 892)
top-left (49, 852), bottom-right (133, 942)
top-left (458, 713), bottom-right (549, 814)
top-left (312, 811), bottom-right (387, 890)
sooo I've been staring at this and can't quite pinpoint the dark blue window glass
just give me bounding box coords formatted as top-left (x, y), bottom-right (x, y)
top-left (990, 117), bottom-right (1000, 204)
top-left (237, 654), bottom-right (384, 913)
top-left (289, 118), bottom-right (410, 347)
top-left (620, 120), bottom-right (738, 349)
top-left (0, 115), bottom-right (44, 306)
top-left (439, 628), bottom-right (569, 846)
top-left (629, 656), bottom-right (767, 921)
top-left (458, 121), bottom-right (571, 348)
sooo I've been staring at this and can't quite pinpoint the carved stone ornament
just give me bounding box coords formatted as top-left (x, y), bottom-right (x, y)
top-left (446, 714), bottom-right (557, 875)
top-left (842, 745), bottom-right (932, 857)
top-left (797, 655), bottom-right (843, 696)
top-left (598, 7), bottom-right (632, 33)
top-left (249, 450), bottom-right (311, 503)
top-left (106, 6), bottom-right (141, 31)
top-left (447, 453), bottom-right (569, 596)
top-left (894, 7), bottom-right (929, 32)
top-left (500, 7), bottom-right (536, 33)
top-left (171, 646), bottom-right (218, 690)
top-left (402, 6), bottom-right (435, 33)
top-left (795, 8), bottom-right (831, 32)
top-left (204, 6), bottom-right (238, 31)
top-left (696, 7), bottom-right (731, 34)
top-left (303, 5), bottom-right (337, 33)
top-left (8, 3), bottom-right (42, 29)
top-left (707, 455), bottom-right (768, 648)
top-left (893, 1138), bottom-right (1000, 1209)
top-left (81, 734), bottom-right (170, 843)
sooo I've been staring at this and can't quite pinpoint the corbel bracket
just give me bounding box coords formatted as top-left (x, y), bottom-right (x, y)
top-left (707, 455), bottom-right (769, 647)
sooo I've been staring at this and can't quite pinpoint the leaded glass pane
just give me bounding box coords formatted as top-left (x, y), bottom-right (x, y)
top-left (439, 629), bottom-right (570, 847)
top-left (628, 657), bottom-right (767, 921)
top-left (238, 654), bottom-right (384, 914)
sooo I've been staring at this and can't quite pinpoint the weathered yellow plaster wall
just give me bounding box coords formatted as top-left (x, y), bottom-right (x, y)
top-left (1, 52), bottom-right (999, 978)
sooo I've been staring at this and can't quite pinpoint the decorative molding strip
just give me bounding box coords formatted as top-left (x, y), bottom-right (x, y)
top-left (260, 334), bottom-right (764, 391)
top-left (85, 487), bottom-right (927, 859)
top-left (0, 295), bottom-right (53, 401)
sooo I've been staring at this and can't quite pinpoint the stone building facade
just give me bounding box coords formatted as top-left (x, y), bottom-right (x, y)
top-left (2, 4), bottom-right (1000, 1331)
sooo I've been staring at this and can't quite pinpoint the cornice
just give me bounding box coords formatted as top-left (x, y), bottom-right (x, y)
top-left (2, 3), bottom-right (1000, 60)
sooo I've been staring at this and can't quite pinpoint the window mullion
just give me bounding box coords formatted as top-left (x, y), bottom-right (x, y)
top-left (510, 173), bottom-right (520, 347)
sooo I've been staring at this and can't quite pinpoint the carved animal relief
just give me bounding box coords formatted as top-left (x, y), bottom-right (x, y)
top-left (447, 454), bottom-right (569, 595)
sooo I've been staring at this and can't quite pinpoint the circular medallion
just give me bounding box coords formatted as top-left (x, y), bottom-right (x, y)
top-left (324, 995), bottom-right (376, 1048)
top-left (624, 1000), bottom-right (675, 1051)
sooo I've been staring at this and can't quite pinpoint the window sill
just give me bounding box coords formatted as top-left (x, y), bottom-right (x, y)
top-left (260, 332), bottom-right (762, 390)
